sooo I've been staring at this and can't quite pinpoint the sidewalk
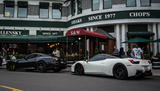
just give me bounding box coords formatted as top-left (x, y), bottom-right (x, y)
top-left (152, 69), bottom-right (160, 76)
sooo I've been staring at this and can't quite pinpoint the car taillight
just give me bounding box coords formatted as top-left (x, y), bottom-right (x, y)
top-left (129, 59), bottom-right (134, 64)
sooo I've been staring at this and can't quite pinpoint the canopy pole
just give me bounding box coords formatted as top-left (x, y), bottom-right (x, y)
top-left (66, 37), bottom-right (68, 58)
top-left (85, 35), bottom-right (86, 61)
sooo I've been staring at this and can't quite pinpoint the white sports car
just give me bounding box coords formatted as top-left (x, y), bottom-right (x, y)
top-left (71, 54), bottom-right (152, 79)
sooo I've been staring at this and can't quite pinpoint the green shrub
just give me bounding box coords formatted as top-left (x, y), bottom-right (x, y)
top-left (143, 54), bottom-right (150, 59)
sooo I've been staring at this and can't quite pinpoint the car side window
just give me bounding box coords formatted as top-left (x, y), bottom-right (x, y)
top-left (26, 54), bottom-right (38, 59)
top-left (89, 55), bottom-right (105, 61)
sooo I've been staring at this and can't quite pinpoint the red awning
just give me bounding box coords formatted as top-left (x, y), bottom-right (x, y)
top-left (66, 28), bottom-right (107, 39)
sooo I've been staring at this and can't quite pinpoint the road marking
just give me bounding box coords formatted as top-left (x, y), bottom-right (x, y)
top-left (0, 85), bottom-right (23, 91)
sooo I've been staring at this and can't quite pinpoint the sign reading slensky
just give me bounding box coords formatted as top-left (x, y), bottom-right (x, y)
top-left (0, 30), bottom-right (29, 35)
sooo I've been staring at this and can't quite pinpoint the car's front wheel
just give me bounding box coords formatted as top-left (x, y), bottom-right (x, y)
top-left (74, 64), bottom-right (84, 75)
top-left (37, 62), bottom-right (47, 73)
top-left (113, 64), bottom-right (128, 80)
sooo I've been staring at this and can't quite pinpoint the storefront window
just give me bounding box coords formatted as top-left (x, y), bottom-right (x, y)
top-left (39, 2), bottom-right (49, 19)
top-left (126, 0), bottom-right (136, 7)
top-left (77, 0), bottom-right (82, 14)
top-left (103, 0), bottom-right (112, 9)
top-left (71, 0), bottom-right (76, 16)
top-left (92, 0), bottom-right (100, 11)
top-left (18, 1), bottom-right (28, 18)
top-left (4, 1), bottom-right (14, 17)
top-left (140, 0), bottom-right (150, 7)
top-left (52, 3), bottom-right (62, 19)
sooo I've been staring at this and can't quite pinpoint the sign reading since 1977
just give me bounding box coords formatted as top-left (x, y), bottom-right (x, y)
top-left (70, 10), bottom-right (159, 25)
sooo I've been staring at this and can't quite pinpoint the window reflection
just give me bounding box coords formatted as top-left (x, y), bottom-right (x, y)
top-left (92, 0), bottom-right (100, 11)
top-left (140, 0), bottom-right (150, 7)
top-left (126, 0), bottom-right (136, 7)
top-left (4, 1), bottom-right (14, 17)
top-left (18, 1), bottom-right (28, 18)
top-left (103, 0), bottom-right (112, 9)
top-left (40, 2), bottom-right (49, 19)
top-left (52, 3), bottom-right (62, 19)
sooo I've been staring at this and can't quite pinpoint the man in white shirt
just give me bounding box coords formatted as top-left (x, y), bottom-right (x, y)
top-left (52, 48), bottom-right (60, 57)
top-left (132, 44), bottom-right (143, 59)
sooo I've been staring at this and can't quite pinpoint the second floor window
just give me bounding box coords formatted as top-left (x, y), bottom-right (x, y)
top-left (92, 0), bottom-right (100, 11)
top-left (126, 0), bottom-right (136, 7)
top-left (18, 1), bottom-right (28, 18)
top-left (52, 3), bottom-right (62, 19)
top-left (103, 0), bottom-right (112, 9)
top-left (71, 0), bottom-right (76, 16)
top-left (39, 2), bottom-right (49, 19)
top-left (140, 0), bottom-right (151, 7)
top-left (4, 1), bottom-right (14, 17)
top-left (77, 0), bottom-right (82, 14)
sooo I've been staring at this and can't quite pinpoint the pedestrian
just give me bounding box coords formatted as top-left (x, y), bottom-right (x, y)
top-left (52, 48), bottom-right (60, 57)
top-left (131, 44), bottom-right (143, 59)
top-left (113, 46), bottom-right (119, 56)
top-left (119, 47), bottom-right (125, 58)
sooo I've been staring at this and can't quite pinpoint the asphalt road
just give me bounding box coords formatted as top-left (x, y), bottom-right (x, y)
top-left (0, 68), bottom-right (160, 91)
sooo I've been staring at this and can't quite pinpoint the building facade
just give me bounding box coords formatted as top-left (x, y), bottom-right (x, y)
top-left (0, 0), bottom-right (160, 55)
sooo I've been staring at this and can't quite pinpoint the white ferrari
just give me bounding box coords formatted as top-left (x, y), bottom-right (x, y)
top-left (71, 54), bottom-right (152, 79)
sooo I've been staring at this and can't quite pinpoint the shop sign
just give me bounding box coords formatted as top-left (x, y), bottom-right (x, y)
top-left (69, 10), bottom-right (160, 26)
top-left (0, 30), bottom-right (29, 35)
top-left (37, 30), bottom-right (64, 36)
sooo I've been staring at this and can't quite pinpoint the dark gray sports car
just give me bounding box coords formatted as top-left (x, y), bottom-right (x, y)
top-left (6, 53), bottom-right (66, 72)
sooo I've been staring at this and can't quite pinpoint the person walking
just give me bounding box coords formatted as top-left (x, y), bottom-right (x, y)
top-left (131, 44), bottom-right (143, 59)
top-left (113, 46), bottom-right (119, 57)
top-left (119, 47), bottom-right (125, 58)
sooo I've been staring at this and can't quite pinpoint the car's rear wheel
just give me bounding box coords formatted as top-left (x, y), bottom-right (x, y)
top-left (113, 64), bottom-right (128, 80)
top-left (37, 62), bottom-right (46, 73)
top-left (74, 64), bottom-right (84, 75)
top-left (53, 68), bottom-right (61, 72)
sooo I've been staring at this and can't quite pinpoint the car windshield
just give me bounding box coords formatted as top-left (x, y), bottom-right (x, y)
top-left (89, 54), bottom-right (118, 61)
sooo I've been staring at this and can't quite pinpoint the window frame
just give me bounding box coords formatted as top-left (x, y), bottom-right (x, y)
top-left (52, 3), bottom-right (62, 19)
top-left (103, 0), bottom-right (112, 9)
top-left (126, 0), bottom-right (136, 7)
top-left (77, 0), bottom-right (82, 14)
top-left (140, 0), bottom-right (151, 7)
top-left (17, 1), bottom-right (28, 18)
top-left (39, 2), bottom-right (49, 19)
top-left (4, 1), bottom-right (15, 18)
top-left (92, 0), bottom-right (100, 11)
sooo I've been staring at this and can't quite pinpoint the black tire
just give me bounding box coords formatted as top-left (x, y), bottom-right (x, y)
top-left (37, 62), bottom-right (47, 73)
top-left (74, 64), bottom-right (84, 75)
top-left (113, 63), bottom-right (128, 80)
top-left (53, 68), bottom-right (61, 72)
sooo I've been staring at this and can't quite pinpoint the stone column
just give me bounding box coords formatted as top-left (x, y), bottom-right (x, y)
top-left (148, 24), bottom-right (153, 52)
top-left (75, 0), bottom-right (78, 15)
top-left (121, 24), bottom-right (127, 52)
top-left (99, 0), bottom-right (103, 10)
top-left (49, 2), bottom-right (52, 19)
top-left (115, 24), bottom-right (121, 50)
top-left (158, 23), bottom-right (160, 53)
top-left (153, 23), bottom-right (158, 56)
top-left (14, 1), bottom-right (18, 18)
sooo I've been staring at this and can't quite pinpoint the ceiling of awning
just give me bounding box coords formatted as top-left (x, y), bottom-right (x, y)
top-left (66, 28), bottom-right (107, 39)
top-left (127, 32), bottom-right (154, 37)
top-left (0, 35), bottom-right (75, 43)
